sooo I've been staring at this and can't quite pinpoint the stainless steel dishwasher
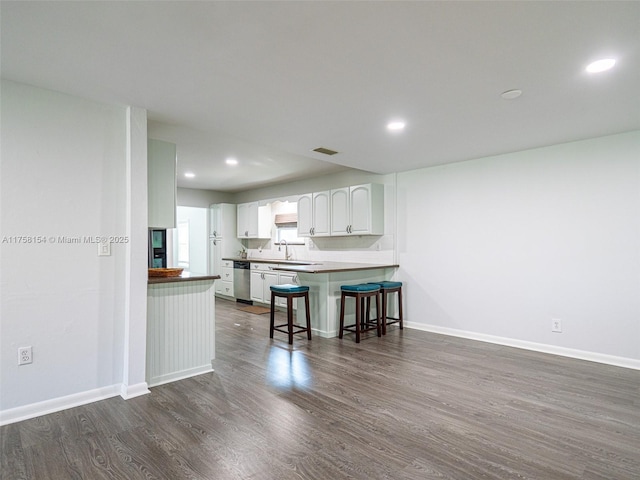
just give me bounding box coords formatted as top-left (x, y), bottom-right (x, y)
top-left (233, 261), bottom-right (252, 304)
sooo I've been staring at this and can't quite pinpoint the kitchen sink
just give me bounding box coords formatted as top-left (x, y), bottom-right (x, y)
top-left (277, 260), bottom-right (321, 265)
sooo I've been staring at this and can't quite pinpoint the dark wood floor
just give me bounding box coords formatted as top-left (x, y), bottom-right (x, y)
top-left (2, 297), bottom-right (639, 479)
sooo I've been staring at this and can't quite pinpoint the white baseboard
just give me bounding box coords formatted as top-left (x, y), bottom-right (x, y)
top-left (1, 382), bottom-right (153, 426)
top-left (405, 322), bottom-right (640, 371)
top-left (0, 385), bottom-right (121, 426)
top-left (120, 382), bottom-right (151, 400)
top-left (147, 365), bottom-right (213, 388)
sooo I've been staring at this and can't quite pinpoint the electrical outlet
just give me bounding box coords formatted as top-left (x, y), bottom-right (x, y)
top-left (18, 346), bottom-right (32, 365)
top-left (552, 318), bottom-right (562, 333)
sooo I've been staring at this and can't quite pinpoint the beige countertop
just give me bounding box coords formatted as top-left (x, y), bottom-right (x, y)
top-left (222, 257), bottom-right (316, 265)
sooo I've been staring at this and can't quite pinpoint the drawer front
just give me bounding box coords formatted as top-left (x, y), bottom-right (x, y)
top-left (221, 266), bottom-right (233, 282)
top-left (221, 260), bottom-right (233, 269)
top-left (251, 263), bottom-right (277, 272)
top-left (219, 281), bottom-right (234, 297)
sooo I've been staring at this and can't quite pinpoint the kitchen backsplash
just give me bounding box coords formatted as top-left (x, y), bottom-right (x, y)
top-left (244, 234), bottom-right (395, 264)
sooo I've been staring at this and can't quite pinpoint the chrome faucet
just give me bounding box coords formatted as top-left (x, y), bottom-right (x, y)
top-left (278, 239), bottom-right (292, 260)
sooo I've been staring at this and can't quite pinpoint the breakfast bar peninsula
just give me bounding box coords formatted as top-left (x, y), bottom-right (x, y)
top-left (271, 261), bottom-right (399, 338)
top-left (147, 272), bottom-right (220, 387)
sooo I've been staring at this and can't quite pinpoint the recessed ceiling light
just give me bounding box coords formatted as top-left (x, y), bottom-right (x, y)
top-left (226, 158), bottom-right (238, 166)
top-left (184, 172), bottom-right (195, 178)
top-left (387, 121), bottom-right (406, 131)
top-left (586, 58), bottom-right (616, 73)
top-left (501, 89), bottom-right (522, 100)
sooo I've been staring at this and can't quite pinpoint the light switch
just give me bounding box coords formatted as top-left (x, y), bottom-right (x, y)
top-left (98, 240), bottom-right (111, 256)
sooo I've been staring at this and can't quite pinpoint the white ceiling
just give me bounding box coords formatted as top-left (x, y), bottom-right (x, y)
top-left (2, 1), bottom-right (639, 192)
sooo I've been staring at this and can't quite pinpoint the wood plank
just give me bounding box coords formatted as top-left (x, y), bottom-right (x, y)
top-left (2, 297), bottom-right (639, 479)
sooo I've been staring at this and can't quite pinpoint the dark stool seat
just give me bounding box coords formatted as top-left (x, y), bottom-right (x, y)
top-left (368, 281), bottom-right (403, 335)
top-left (339, 284), bottom-right (381, 343)
top-left (269, 284), bottom-right (312, 345)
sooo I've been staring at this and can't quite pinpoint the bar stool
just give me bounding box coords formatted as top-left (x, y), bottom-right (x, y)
top-left (339, 284), bottom-right (381, 343)
top-left (368, 281), bottom-right (403, 335)
top-left (269, 284), bottom-right (312, 345)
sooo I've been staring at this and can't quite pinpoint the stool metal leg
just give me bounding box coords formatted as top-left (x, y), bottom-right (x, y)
top-left (364, 296), bottom-right (370, 328)
top-left (287, 295), bottom-right (294, 345)
top-left (355, 293), bottom-right (361, 344)
top-left (381, 287), bottom-right (403, 333)
top-left (375, 291), bottom-right (382, 337)
top-left (398, 288), bottom-right (404, 329)
top-left (269, 292), bottom-right (276, 339)
top-left (381, 289), bottom-right (388, 335)
top-left (304, 292), bottom-right (312, 340)
top-left (339, 292), bottom-right (346, 339)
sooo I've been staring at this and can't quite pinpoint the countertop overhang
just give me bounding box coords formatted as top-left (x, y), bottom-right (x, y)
top-left (148, 273), bottom-right (220, 284)
top-left (222, 257), bottom-right (398, 274)
top-left (272, 262), bottom-right (399, 274)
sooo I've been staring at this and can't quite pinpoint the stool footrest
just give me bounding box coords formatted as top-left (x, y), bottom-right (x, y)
top-left (273, 323), bottom-right (310, 335)
top-left (342, 322), bottom-right (379, 334)
top-left (383, 316), bottom-right (401, 324)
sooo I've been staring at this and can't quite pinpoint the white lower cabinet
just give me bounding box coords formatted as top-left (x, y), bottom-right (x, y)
top-left (250, 263), bottom-right (279, 304)
top-left (250, 263), bottom-right (299, 308)
top-left (215, 260), bottom-right (234, 297)
top-left (275, 272), bottom-right (299, 308)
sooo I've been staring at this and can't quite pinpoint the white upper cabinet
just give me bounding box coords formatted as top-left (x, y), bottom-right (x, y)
top-left (147, 139), bottom-right (177, 229)
top-left (210, 203), bottom-right (237, 239)
top-left (350, 184), bottom-right (383, 235)
top-left (209, 204), bottom-right (222, 238)
top-left (236, 203), bottom-right (249, 238)
top-left (312, 191), bottom-right (331, 236)
top-left (330, 183), bottom-right (384, 236)
top-left (330, 188), bottom-right (350, 236)
top-left (297, 191), bottom-right (330, 237)
top-left (297, 194), bottom-right (312, 237)
top-left (237, 202), bottom-right (272, 238)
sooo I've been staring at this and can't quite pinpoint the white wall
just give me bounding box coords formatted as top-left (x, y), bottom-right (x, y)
top-left (177, 187), bottom-right (234, 207)
top-left (397, 131), bottom-right (640, 366)
top-left (175, 206), bottom-right (208, 273)
top-left (0, 81), bottom-right (149, 421)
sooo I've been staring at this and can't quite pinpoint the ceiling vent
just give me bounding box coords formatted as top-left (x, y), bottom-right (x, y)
top-left (313, 147), bottom-right (339, 156)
